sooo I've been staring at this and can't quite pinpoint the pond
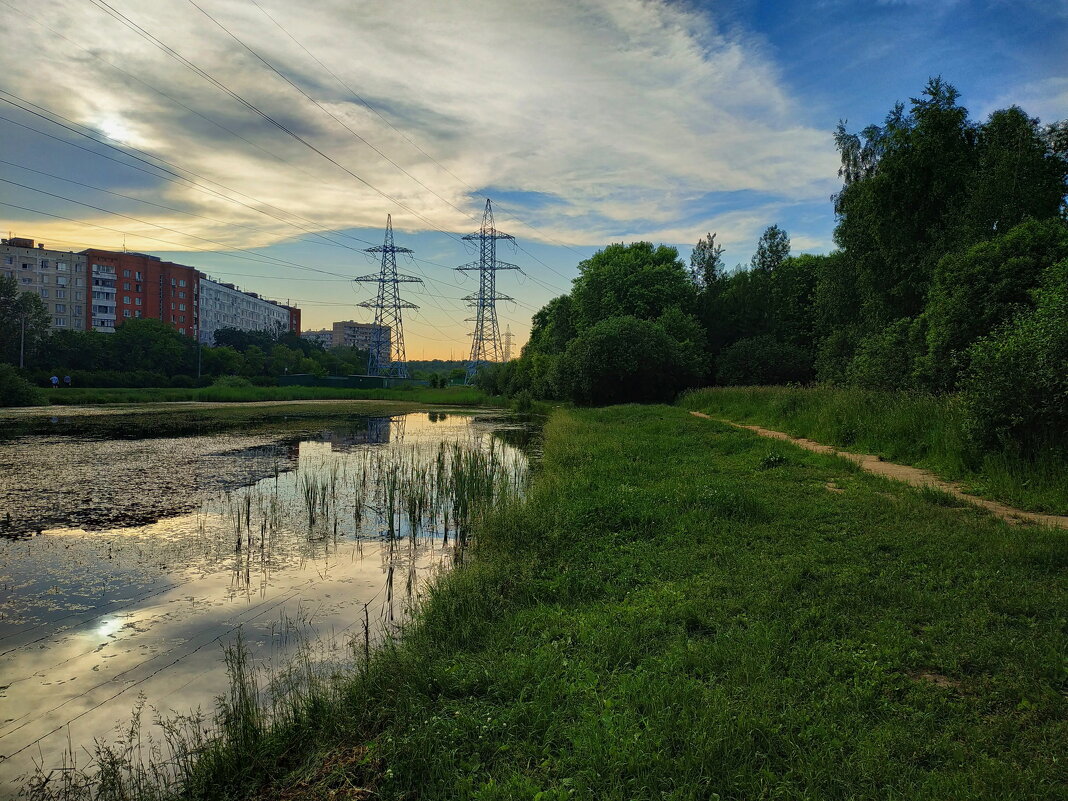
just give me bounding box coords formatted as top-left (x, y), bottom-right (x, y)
top-left (0, 404), bottom-right (535, 793)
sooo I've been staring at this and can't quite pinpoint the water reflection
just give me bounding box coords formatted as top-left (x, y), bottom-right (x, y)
top-left (0, 410), bottom-right (531, 791)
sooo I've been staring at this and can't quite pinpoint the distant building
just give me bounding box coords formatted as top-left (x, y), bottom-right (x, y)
top-left (300, 329), bottom-right (333, 348)
top-left (83, 249), bottom-right (199, 337)
top-left (2, 237), bottom-right (300, 341)
top-left (331, 320), bottom-right (388, 350)
top-left (198, 277), bottom-right (300, 345)
top-left (1, 238), bottom-right (89, 331)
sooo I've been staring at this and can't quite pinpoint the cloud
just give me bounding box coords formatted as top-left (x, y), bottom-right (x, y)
top-left (0, 0), bottom-right (840, 252)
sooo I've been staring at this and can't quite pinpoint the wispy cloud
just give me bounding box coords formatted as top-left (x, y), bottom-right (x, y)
top-left (0, 0), bottom-right (840, 251)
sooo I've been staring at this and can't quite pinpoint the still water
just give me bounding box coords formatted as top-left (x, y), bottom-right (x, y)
top-left (0, 407), bottom-right (531, 793)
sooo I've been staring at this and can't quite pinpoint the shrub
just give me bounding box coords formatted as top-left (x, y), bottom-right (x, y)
top-left (213, 375), bottom-right (253, 388)
top-left (845, 317), bottom-right (927, 390)
top-left (961, 259), bottom-right (1068, 454)
top-left (0, 364), bottom-right (46, 407)
top-left (562, 316), bottom-right (704, 405)
top-left (716, 335), bottom-right (812, 386)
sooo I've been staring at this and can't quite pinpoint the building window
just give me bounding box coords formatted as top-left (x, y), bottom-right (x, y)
top-left (21, 277), bottom-right (31, 284)
top-left (179, 328), bottom-right (185, 335)
top-left (135, 283), bottom-right (141, 292)
top-left (123, 282), bottom-right (131, 290)
top-left (123, 269), bottom-right (131, 278)
top-left (55, 304), bottom-right (66, 313)
top-left (75, 264), bottom-right (83, 273)
top-left (178, 279), bottom-right (186, 287)
top-left (54, 317), bottom-right (66, 326)
top-left (123, 296), bottom-right (131, 304)
top-left (21, 262), bottom-right (32, 270)
top-left (171, 278), bottom-right (176, 286)
top-left (75, 278), bottom-right (84, 287)
top-left (57, 276), bottom-right (68, 285)
top-left (135, 311), bottom-right (142, 318)
top-left (135, 271), bottom-right (142, 280)
top-left (2, 256), bottom-right (11, 265)
top-left (40, 289), bottom-right (49, 298)
top-left (123, 310), bottom-right (131, 318)
top-left (178, 291), bottom-right (185, 299)
top-left (55, 289), bottom-right (66, 299)
top-left (178, 303), bottom-right (185, 311)
top-left (74, 305), bottom-right (82, 314)
top-left (40, 259), bottom-right (51, 269)
top-left (179, 315), bottom-right (185, 323)
top-left (58, 262), bottom-right (68, 271)
top-left (171, 302), bottom-right (175, 310)
top-left (75, 291), bottom-right (84, 301)
top-left (135, 298), bottom-right (142, 306)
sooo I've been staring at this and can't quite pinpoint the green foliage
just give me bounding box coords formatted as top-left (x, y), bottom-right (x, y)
top-left (681, 386), bottom-right (1067, 514)
top-left (751, 224), bottom-right (791, 273)
top-left (213, 375), bottom-right (253, 388)
top-left (0, 363), bottom-right (46, 406)
top-left (845, 317), bottom-right (927, 390)
top-left (0, 275), bottom-right (51, 366)
top-left (562, 316), bottom-right (704, 405)
top-left (570, 242), bottom-right (697, 330)
top-left (689, 231), bottom-right (724, 289)
top-left (961, 259), bottom-right (1068, 454)
top-left (716, 335), bottom-right (812, 386)
top-left (923, 218), bottom-right (1068, 390)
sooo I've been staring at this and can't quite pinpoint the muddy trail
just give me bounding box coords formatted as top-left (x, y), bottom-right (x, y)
top-left (689, 411), bottom-right (1068, 530)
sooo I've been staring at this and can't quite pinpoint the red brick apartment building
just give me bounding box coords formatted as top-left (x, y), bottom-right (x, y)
top-left (82, 249), bottom-right (200, 338)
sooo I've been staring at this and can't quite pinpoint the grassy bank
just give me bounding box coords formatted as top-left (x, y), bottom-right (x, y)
top-left (41, 385), bottom-right (498, 407)
top-left (111, 405), bottom-right (1066, 800)
top-left (680, 386), bottom-right (1067, 515)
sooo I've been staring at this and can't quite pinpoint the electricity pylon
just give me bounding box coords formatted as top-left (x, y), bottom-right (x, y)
top-left (354, 214), bottom-right (422, 378)
top-left (456, 199), bottom-right (519, 383)
top-left (503, 325), bottom-right (513, 362)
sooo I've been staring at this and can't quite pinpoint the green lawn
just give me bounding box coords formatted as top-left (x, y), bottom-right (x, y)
top-left (171, 405), bottom-right (1066, 801)
top-left (681, 386), bottom-right (1068, 515)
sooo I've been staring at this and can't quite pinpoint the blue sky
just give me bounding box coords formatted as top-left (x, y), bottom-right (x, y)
top-left (0, 0), bottom-right (1064, 356)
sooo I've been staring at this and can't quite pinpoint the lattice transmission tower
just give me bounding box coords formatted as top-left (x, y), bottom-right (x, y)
top-left (354, 214), bottom-right (422, 378)
top-left (503, 325), bottom-right (513, 362)
top-left (457, 199), bottom-right (519, 383)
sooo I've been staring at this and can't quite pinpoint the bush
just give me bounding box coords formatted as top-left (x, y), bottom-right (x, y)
top-left (716, 335), bottom-right (812, 386)
top-left (961, 259), bottom-right (1068, 454)
top-left (212, 375), bottom-right (253, 388)
top-left (0, 364), bottom-right (46, 407)
top-left (845, 317), bottom-right (926, 390)
top-left (562, 316), bottom-right (704, 405)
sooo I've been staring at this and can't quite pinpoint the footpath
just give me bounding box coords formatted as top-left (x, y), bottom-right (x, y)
top-left (689, 410), bottom-right (1068, 530)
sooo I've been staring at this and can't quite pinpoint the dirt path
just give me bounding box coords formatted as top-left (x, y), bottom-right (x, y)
top-left (689, 411), bottom-right (1068, 530)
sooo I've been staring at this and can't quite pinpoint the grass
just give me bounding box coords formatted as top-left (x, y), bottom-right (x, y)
top-left (680, 385), bottom-right (1068, 515)
top-left (50, 404), bottom-right (1067, 800)
top-left (40, 385), bottom-right (499, 407)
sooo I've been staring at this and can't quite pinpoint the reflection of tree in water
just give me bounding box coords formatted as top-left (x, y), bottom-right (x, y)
top-left (318, 417), bottom-right (394, 451)
top-left (427, 412), bottom-right (448, 423)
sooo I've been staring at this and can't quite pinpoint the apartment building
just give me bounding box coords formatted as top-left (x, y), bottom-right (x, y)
top-left (0, 238), bottom-right (88, 331)
top-left (82, 250), bottom-right (200, 337)
top-left (3, 237), bottom-right (300, 341)
top-left (300, 329), bottom-right (334, 348)
top-left (198, 277), bottom-right (301, 345)
top-left (331, 320), bottom-right (389, 350)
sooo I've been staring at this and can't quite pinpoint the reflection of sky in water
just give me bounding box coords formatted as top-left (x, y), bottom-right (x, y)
top-left (0, 411), bottom-right (530, 791)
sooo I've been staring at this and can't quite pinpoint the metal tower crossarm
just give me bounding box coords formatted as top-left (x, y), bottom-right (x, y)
top-left (456, 199), bottom-right (521, 383)
top-left (353, 214), bottom-right (423, 378)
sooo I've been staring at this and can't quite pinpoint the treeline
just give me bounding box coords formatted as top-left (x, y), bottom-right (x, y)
top-left (480, 79), bottom-right (1068, 454)
top-left (15, 318), bottom-right (370, 388)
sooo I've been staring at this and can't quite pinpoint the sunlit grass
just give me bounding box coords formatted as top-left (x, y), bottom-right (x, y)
top-left (680, 385), bottom-right (1068, 514)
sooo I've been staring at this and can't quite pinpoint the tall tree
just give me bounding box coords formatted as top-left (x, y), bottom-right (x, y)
top-left (689, 232), bottom-right (724, 289)
top-left (0, 276), bottom-right (51, 367)
top-left (751, 225), bottom-right (791, 273)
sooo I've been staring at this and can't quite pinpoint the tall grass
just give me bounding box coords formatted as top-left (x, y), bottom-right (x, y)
top-left (680, 385), bottom-right (1067, 514)
top-left (43, 385), bottom-right (500, 406)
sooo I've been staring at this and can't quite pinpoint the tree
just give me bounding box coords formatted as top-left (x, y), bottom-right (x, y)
top-left (109, 318), bottom-right (194, 376)
top-left (923, 218), bottom-right (1068, 390)
top-left (961, 258), bottom-right (1068, 454)
top-left (689, 232), bottom-right (724, 289)
top-left (570, 242), bottom-right (698, 331)
top-left (561, 316), bottom-right (704, 406)
top-left (751, 225), bottom-right (790, 273)
top-left (716, 335), bottom-right (812, 386)
top-left (0, 276), bottom-right (51, 367)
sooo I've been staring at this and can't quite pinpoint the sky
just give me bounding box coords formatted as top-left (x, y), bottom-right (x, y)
top-left (0, 0), bottom-right (1065, 358)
